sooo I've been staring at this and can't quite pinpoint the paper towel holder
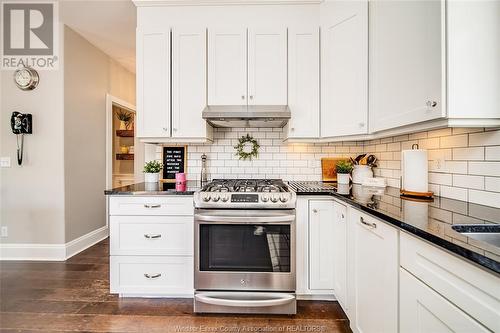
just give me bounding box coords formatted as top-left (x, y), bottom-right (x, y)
top-left (400, 143), bottom-right (434, 199)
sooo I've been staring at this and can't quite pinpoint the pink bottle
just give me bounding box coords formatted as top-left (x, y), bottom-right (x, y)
top-left (175, 173), bottom-right (187, 192)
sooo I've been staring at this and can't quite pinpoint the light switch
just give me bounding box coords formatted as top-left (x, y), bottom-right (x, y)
top-left (0, 157), bottom-right (11, 168)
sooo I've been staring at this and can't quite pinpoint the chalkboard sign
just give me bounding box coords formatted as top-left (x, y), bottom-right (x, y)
top-left (162, 146), bottom-right (187, 182)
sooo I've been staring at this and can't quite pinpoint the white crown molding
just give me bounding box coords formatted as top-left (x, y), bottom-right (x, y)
top-left (133, 0), bottom-right (322, 7)
top-left (0, 226), bottom-right (109, 261)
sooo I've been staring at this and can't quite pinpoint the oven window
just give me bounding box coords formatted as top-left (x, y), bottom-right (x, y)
top-left (199, 224), bottom-right (291, 272)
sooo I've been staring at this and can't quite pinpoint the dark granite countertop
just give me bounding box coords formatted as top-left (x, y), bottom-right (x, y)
top-left (104, 181), bottom-right (200, 195)
top-left (289, 181), bottom-right (500, 275)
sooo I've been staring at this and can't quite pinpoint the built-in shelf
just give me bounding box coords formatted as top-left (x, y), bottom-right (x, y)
top-left (116, 153), bottom-right (134, 160)
top-left (116, 130), bottom-right (134, 137)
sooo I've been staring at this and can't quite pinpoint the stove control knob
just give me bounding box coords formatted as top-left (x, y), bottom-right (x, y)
top-left (221, 194), bottom-right (229, 202)
top-left (270, 195), bottom-right (279, 203)
top-left (279, 195), bottom-right (288, 203)
top-left (202, 194), bottom-right (211, 202)
top-left (261, 194), bottom-right (269, 202)
top-left (212, 194), bottom-right (220, 202)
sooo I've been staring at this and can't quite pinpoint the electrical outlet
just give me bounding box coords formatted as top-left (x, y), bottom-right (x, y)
top-left (0, 157), bottom-right (11, 168)
top-left (1, 226), bottom-right (8, 238)
top-left (432, 152), bottom-right (446, 171)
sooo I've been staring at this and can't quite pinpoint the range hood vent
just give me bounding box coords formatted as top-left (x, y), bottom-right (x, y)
top-left (202, 105), bottom-right (291, 128)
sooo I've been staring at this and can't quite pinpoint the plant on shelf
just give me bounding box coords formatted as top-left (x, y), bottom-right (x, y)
top-left (116, 109), bottom-right (133, 130)
top-left (234, 134), bottom-right (260, 160)
top-left (143, 160), bottom-right (163, 183)
top-left (336, 160), bottom-right (353, 185)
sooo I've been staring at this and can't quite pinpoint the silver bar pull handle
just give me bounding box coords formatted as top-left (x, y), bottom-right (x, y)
top-left (144, 273), bottom-right (161, 279)
top-left (144, 234), bottom-right (162, 239)
top-left (360, 216), bottom-right (376, 228)
top-left (144, 204), bottom-right (161, 208)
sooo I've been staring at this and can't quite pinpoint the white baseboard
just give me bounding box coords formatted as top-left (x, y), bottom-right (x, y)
top-left (65, 226), bottom-right (109, 259)
top-left (0, 226), bottom-right (109, 261)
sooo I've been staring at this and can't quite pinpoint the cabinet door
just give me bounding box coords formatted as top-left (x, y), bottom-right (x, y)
top-left (400, 268), bottom-right (489, 333)
top-left (332, 202), bottom-right (347, 310)
top-left (136, 28), bottom-right (170, 137)
top-left (286, 27), bottom-right (319, 139)
top-left (172, 27), bottom-right (208, 138)
top-left (248, 28), bottom-right (287, 105)
top-left (321, 0), bottom-right (368, 137)
top-left (208, 28), bottom-right (247, 105)
top-left (369, 0), bottom-right (444, 132)
top-left (347, 209), bottom-right (398, 333)
top-left (309, 201), bottom-right (335, 290)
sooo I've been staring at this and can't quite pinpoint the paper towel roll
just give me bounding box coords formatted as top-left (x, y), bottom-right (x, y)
top-left (401, 148), bottom-right (428, 194)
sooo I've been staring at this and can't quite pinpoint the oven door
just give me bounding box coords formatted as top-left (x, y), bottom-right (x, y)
top-left (194, 209), bottom-right (295, 292)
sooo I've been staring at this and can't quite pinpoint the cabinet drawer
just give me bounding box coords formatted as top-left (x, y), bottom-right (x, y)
top-left (400, 232), bottom-right (500, 332)
top-left (110, 256), bottom-right (193, 296)
top-left (109, 196), bottom-right (193, 216)
top-left (110, 216), bottom-right (193, 256)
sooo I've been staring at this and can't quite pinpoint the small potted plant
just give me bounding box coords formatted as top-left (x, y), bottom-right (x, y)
top-left (143, 160), bottom-right (163, 183)
top-left (336, 160), bottom-right (353, 185)
top-left (116, 109), bottom-right (133, 130)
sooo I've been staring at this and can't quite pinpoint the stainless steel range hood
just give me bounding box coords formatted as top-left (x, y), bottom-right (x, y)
top-left (202, 105), bottom-right (291, 128)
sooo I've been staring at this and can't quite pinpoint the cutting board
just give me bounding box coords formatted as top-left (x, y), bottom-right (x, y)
top-left (321, 158), bottom-right (348, 182)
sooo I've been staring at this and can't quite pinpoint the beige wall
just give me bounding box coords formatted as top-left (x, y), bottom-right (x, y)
top-left (0, 25), bottom-right (136, 246)
top-left (64, 26), bottom-right (110, 242)
top-left (0, 27), bottom-right (66, 244)
top-left (64, 26), bottom-right (136, 242)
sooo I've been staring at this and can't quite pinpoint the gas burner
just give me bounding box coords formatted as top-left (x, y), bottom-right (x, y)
top-left (195, 179), bottom-right (295, 209)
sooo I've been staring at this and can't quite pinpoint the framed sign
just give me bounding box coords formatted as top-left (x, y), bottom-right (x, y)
top-left (162, 146), bottom-right (187, 182)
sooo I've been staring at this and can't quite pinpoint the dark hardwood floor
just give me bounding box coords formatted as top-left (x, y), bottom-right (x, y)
top-left (0, 238), bottom-right (351, 332)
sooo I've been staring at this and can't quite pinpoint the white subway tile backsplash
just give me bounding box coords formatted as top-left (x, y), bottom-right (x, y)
top-left (452, 147), bottom-right (484, 160)
top-left (452, 174), bottom-right (484, 190)
top-left (440, 134), bottom-right (468, 148)
top-left (485, 146), bottom-right (500, 161)
top-left (469, 130), bottom-right (500, 146)
top-left (158, 126), bottom-right (500, 207)
top-left (469, 162), bottom-right (500, 177)
top-left (485, 177), bottom-right (500, 192)
top-left (468, 190), bottom-right (500, 208)
top-left (429, 172), bottom-right (452, 186)
top-left (441, 186), bottom-right (468, 201)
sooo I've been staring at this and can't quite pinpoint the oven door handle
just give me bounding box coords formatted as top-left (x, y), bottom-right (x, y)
top-left (195, 293), bottom-right (295, 308)
top-left (194, 214), bottom-right (295, 223)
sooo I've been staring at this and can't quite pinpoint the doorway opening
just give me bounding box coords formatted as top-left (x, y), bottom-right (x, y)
top-left (106, 94), bottom-right (139, 189)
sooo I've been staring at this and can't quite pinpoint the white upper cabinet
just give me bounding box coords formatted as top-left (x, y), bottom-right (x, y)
top-left (171, 27), bottom-right (211, 139)
top-left (447, 0), bottom-right (500, 120)
top-left (321, 0), bottom-right (368, 138)
top-left (369, 0), bottom-right (444, 133)
top-left (247, 28), bottom-right (287, 105)
top-left (286, 27), bottom-right (320, 139)
top-left (309, 200), bottom-right (335, 290)
top-left (208, 28), bottom-right (248, 105)
top-left (136, 28), bottom-right (171, 138)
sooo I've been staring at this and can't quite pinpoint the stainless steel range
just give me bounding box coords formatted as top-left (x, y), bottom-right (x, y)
top-left (193, 179), bottom-right (297, 314)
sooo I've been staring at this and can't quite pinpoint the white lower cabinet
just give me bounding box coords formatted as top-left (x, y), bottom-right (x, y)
top-left (110, 256), bottom-right (193, 296)
top-left (347, 208), bottom-right (398, 333)
top-left (295, 197), bottom-right (335, 299)
top-left (109, 196), bottom-right (194, 297)
top-left (309, 200), bottom-right (335, 290)
top-left (400, 268), bottom-right (489, 333)
top-left (400, 232), bottom-right (500, 332)
top-left (332, 201), bottom-right (347, 310)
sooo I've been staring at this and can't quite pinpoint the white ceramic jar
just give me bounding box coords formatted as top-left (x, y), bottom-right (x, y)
top-left (352, 165), bottom-right (373, 184)
top-left (144, 172), bottom-right (160, 183)
top-left (337, 173), bottom-right (351, 185)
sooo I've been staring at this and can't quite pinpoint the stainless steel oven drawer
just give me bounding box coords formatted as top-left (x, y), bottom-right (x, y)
top-left (194, 291), bottom-right (296, 314)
